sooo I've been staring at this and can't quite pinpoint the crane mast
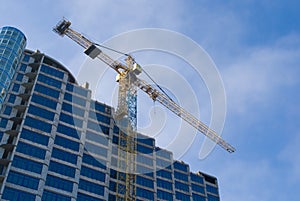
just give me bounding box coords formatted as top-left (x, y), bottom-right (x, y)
top-left (53, 19), bottom-right (235, 201)
top-left (54, 20), bottom-right (138, 200)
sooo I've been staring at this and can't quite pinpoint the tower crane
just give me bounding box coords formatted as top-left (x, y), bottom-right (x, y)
top-left (53, 19), bottom-right (235, 201)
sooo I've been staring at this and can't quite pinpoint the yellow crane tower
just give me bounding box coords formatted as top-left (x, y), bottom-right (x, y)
top-left (53, 19), bottom-right (235, 201)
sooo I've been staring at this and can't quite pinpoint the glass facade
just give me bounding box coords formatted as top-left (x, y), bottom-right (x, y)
top-left (0, 27), bottom-right (221, 201)
top-left (0, 26), bottom-right (26, 107)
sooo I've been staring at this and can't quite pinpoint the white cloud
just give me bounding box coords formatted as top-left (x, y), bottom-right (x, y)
top-left (64, 0), bottom-right (185, 34)
top-left (218, 159), bottom-right (280, 201)
top-left (278, 132), bottom-right (300, 184)
top-left (222, 34), bottom-right (300, 114)
top-left (51, 0), bottom-right (188, 83)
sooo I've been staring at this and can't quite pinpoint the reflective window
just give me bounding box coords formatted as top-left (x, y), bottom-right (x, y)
top-left (8, 94), bottom-right (16, 103)
top-left (52, 148), bottom-right (77, 164)
top-left (207, 194), bottom-right (220, 201)
top-left (85, 142), bottom-right (107, 157)
top-left (57, 123), bottom-right (80, 139)
top-left (38, 74), bottom-right (62, 89)
top-left (157, 158), bottom-right (172, 169)
top-left (3, 106), bottom-right (12, 115)
top-left (24, 116), bottom-right (52, 133)
top-left (137, 155), bottom-right (153, 166)
top-left (2, 187), bottom-right (35, 201)
top-left (90, 101), bottom-right (111, 114)
top-left (12, 155), bottom-right (43, 174)
top-left (31, 94), bottom-right (57, 110)
top-left (22, 55), bottom-right (30, 62)
top-left (136, 175), bottom-right (154, 188)
top-left (19, 63), bottom-right (27, 72)
top-left (7, 171), bottom-right (39, 190)
top-left (137, 136), bottom-right (154, 147)
top-left (110, 169), bottom-right (126, 181)
top-left (157, 178), bottom-right (173, 191)
top-left (87, 121), bottom-right (109, 135)
top-left (191, 173), bottom-right (204, 184)
top-left (136, 187), bottom-right (154, 200)
top-left (42, 190), bottom-right (71, 201)
top-left (79, 179), bottom-right (104, 196)
top-left (77, 193), bottom-right (104, 201)
top-left (66, 83), bottom-right (88, 97)
top-left (16, 141), bottom-right (46, 159)
top-left (110, 169), bottom-right (121, 179)
top-left (40, 65), bottom-right (64, 79)
top-left (86, 131), bottom-right (108, 146)
top-left (157, 169), bottom-right (172, 180)
top-left (174, 171), bottom-right (189, 182)
top-left (80, 166), bottom-right (105, 182)
top-left (12, 83), bottom-right (20, 92)
top-left (45, 175), bottom-right (73, 192)
top-left (110, 156), bottom-right (118, 167)
top-left (54, 135), bottom-right (79, 151)
top-left (49, 161), bottom-right (76, 178)
top-left (109, 181), bottom-right (116, 191)
top-left (0, 118), bottom-right (8, 128)
top-left (175, 181), bottom-right (189, 192)
top-left (28, 105), bottom-right (55, 121)
top-left (89, 111), bottom-right (110, 125)
top-left (59, 112), bottom-right (83, 127)
top-left (112, 135), bottom-right (118, 144)
top-left (191, 183), bottom-right (205, 194)
top-left (16, 74), bottom-right (23, 81)
top-left (192, 194), bottom-right (206, 201)
top-left (20, 128), bottom-right (49, 146)
top-left (111, 146), bottom-right (118, 155)
top-left (108, 181), bottom-right (125, 194)
top-left (62, 102), bottom-right (85, 116)
top-left (113, 125), bottom-right (119, 134)
top-left (82, 153), bottom-right (106, 169)
top-left (175, 191), bottom-right (190, 201)
top-left (137, 144), bottom-right (153, 154)
top-left (35, 83), bottom-right (60, 98)
top-left (174, 161), bottom-right (188, 172)
top-left (64, 92), bottom-right (86, 106)
top-left (157, 190), bottom-right (173, 201)
top-left (206, 184), bottom-right (219, 195)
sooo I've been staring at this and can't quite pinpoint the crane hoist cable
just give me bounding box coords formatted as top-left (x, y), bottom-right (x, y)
top-left (94, 43), bottom-right (130, 57)
top-left (93, 43), bottom-right (174, 102)
top-left (136, 62), bottom-right (174, 102)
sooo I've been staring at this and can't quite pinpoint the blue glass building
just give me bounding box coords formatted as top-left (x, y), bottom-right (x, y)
top-left (0, 27), bottom-right (220, 201)
top-left (0, 27), bottom-right (26, 108)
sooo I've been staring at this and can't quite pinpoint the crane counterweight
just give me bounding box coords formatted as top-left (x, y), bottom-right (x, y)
top-left (84, 44), bottom-right (102, 59)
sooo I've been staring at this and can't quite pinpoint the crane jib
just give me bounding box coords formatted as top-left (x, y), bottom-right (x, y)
top-left (53, 18), bottom-right (236, 154)
top-left (135, 78), bottom-right (235, 153)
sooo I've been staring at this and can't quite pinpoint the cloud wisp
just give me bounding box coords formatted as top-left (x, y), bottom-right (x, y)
top-left (222, 33), bottom-right (300, 115)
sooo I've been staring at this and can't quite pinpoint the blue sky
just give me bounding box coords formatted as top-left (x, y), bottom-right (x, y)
top-left (1, 1), bottom-right (300, 200)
